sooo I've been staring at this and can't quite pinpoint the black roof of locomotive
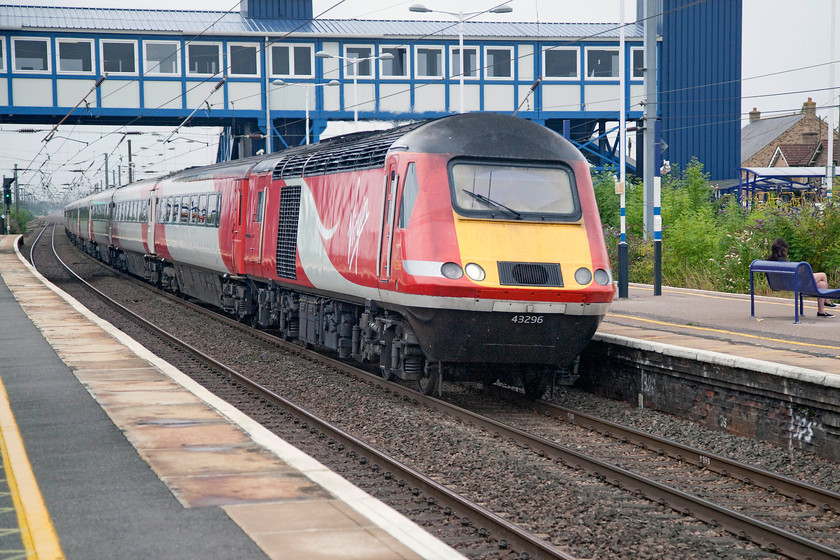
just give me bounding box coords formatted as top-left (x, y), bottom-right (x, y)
top-left (394, 113), bottom-right (586, 163)
top-left (164, 113), bottom-right (586, 183)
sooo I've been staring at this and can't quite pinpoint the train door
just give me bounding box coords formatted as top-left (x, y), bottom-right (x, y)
top-left (378, 158), bottom-right (400, 288)
top-left (146, 189), bottom-right (157, 254)
top-left (243, 176), bottom-right (268, 277)
top-left (230, 180), bottom-right (248, 275)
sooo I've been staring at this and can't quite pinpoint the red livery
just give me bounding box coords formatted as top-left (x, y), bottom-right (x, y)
top-left (65, 113), bottom-right (614, 398)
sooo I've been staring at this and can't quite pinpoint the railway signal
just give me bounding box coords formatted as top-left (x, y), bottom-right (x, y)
top-left (2, 177), bottom-right (12, 206)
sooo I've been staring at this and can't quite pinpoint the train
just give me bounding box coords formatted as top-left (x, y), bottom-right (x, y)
top-left (64, 112), bottom-right (614, 399)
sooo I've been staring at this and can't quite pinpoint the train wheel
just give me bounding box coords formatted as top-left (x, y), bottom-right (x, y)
top-left (522, 370), bottom-right (549, 400)
top-left (418, 363), bottom-right (441, 396)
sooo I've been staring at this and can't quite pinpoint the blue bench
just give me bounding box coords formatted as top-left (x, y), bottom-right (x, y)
top-left (749, 260), bottom-right (840, 323)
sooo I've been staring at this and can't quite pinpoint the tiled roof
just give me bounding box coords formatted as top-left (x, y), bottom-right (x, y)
top-left (0, 4), bottom-right (643, 39)
top-left (776, 143), bottom-right (816, 166)
top-left (740, 114), bottom-right (804, 163)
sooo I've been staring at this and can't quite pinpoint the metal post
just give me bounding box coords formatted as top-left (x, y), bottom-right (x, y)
top-left (644, 0), bottom-right (662, 295)
top-left (458, 12), bottom-right (465, 114)
top-left (265, 37), bottom-right (272, 154)
top-left (827, 0), bottom-right (837, 198)
top-left (104, 154), bottom-right (109, 189)
top-left (3, 176), bottom-right (8, 235)
top-left (127, 139), bottom-right (134, 183)
top-left (305, 86), bottom-right (311, 145)
top-left (13, 164), bottom-right (18, 214)
top-left (352, 59), bottom-right (359, 122)
top-left (643, 0), bottom-right (658, 239)
top-left (618, 0), bottom-right (628, 299)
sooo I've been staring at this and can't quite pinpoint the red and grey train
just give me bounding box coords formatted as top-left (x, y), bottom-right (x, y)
top-left (65, 113), bottom-right (614, 398)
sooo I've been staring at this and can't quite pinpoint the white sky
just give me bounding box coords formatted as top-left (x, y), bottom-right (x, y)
top-left (1, 0), bottom-right (838, 201)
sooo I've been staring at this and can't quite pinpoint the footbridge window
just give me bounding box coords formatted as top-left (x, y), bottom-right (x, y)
top-left (13, 38), bottom-right (49, 72)
top-left (144, 41), bottom-right (179, 75)
top-left (187, 43), bottom-right (221, 75)
top-left (102, 41), bottom-right (137, 74)
top-left (544, 47), bottom-right (578, 79)
top-left (58, 39), bottom-right (93, 73)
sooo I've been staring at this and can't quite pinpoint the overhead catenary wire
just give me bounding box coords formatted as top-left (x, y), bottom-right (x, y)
top-left (9, 0), bottom-right (835, 199)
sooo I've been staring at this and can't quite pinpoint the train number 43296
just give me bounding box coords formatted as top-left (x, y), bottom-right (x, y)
top-left (511, 315), bottom-right (544, 324)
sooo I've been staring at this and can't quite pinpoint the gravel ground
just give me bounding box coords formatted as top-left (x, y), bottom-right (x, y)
top-left (28, 226), bottom-right (840, 559)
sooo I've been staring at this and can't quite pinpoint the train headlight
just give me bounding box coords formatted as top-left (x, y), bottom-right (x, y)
top-left (465, 263), bottom-right (486, 281)
top-left (594, 268), bottom-right (611, 285)
top-left (574, 267), bottom-right (592, 285)
top-left (441, 262), bottom-right (464, 279)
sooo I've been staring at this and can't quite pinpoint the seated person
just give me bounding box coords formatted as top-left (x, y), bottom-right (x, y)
top-left (768, 238), bottom-right (835, 317)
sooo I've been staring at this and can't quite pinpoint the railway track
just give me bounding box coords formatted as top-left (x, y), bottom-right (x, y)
top-left (30, 222), bottom-right (840, 559)
top-left (31, 223), bottom-right (573, 559)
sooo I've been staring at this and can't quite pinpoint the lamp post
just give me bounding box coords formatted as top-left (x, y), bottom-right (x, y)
top-left (315, 50), bottom-right (393, 122)
top-left (272, 79), bottom-right (340, 145)
top-left (409, 3), bottom-right (512, 114)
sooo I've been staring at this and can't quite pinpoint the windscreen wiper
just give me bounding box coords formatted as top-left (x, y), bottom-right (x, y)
top-left (462, 189), bottom-right (522, 219)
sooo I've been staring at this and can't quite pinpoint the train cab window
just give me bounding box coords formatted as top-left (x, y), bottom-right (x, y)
top-left (449, 161), bottom-right (580, 222)
top-left (399, 163), bottom-right (418, 229)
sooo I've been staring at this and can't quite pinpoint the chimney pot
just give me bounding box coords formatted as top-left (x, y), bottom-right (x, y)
top-left (749, 107), bottom-right (761, 123)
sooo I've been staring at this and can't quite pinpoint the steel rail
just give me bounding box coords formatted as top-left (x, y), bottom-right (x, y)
top-left (517, 390), bottom-right (840, 513)
top-left (47, 226), bottom-right (577, 560)
top-left (53, 227), bottom-right (840, 558)
top-left (357, 383), bottom-right (840, 560)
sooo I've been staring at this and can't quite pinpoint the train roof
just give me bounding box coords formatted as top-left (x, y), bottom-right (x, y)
top-left (251, 113), bottom-right (585, 181)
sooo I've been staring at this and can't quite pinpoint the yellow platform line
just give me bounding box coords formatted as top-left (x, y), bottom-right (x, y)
top-left (0, 376), bottom-right (64, 560)
top-left (607, 313), bottom-right (840, 352)
top-left (631, 284), bottom-right (826, 308)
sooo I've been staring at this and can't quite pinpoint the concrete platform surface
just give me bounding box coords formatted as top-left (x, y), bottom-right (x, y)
top-left (0, 232), bottom-right (465, 560)
top-left (601, 283), bottom-right (840, 377)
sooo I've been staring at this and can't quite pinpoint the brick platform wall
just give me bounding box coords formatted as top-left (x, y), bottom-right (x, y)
top-left (577, 336), bottom-right (840, 462)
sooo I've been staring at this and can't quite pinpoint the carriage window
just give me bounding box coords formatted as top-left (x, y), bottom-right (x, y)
top-left (207, 193), bottom-right (219, 226)
top-left (387, 171), bottom-right (398, 228)
top-left (180, 196), bottom-right (190, 222)
top-left (198, 194), bottom-right (208, 224)
top-left (255, 191), bottom-right (264, 223)
top-left (449, 161), bottom-right (580, 221)
top-left (190, 195), bottom-right (200, 223)
top-left (399, 163), bottom-right (418, 229)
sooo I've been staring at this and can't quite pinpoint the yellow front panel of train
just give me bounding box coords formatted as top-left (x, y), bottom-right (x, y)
top-left (452, 215), bottom-right (592, 288)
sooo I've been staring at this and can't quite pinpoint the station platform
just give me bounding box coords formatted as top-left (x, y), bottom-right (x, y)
top-left (0, 232), bottom-right (465, 559)
top-left (600, 283), bottom-right (840, 376)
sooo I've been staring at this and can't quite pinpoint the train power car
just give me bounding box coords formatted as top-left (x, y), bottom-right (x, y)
top-left (65, 113), bottom-right (614, 398)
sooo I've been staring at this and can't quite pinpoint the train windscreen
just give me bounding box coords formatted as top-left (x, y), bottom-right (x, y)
top-left (449, 161), bottom-right (580, 221)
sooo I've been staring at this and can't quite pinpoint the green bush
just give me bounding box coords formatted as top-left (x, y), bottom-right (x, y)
top-left (595, 159), bottom-right (840, 293)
